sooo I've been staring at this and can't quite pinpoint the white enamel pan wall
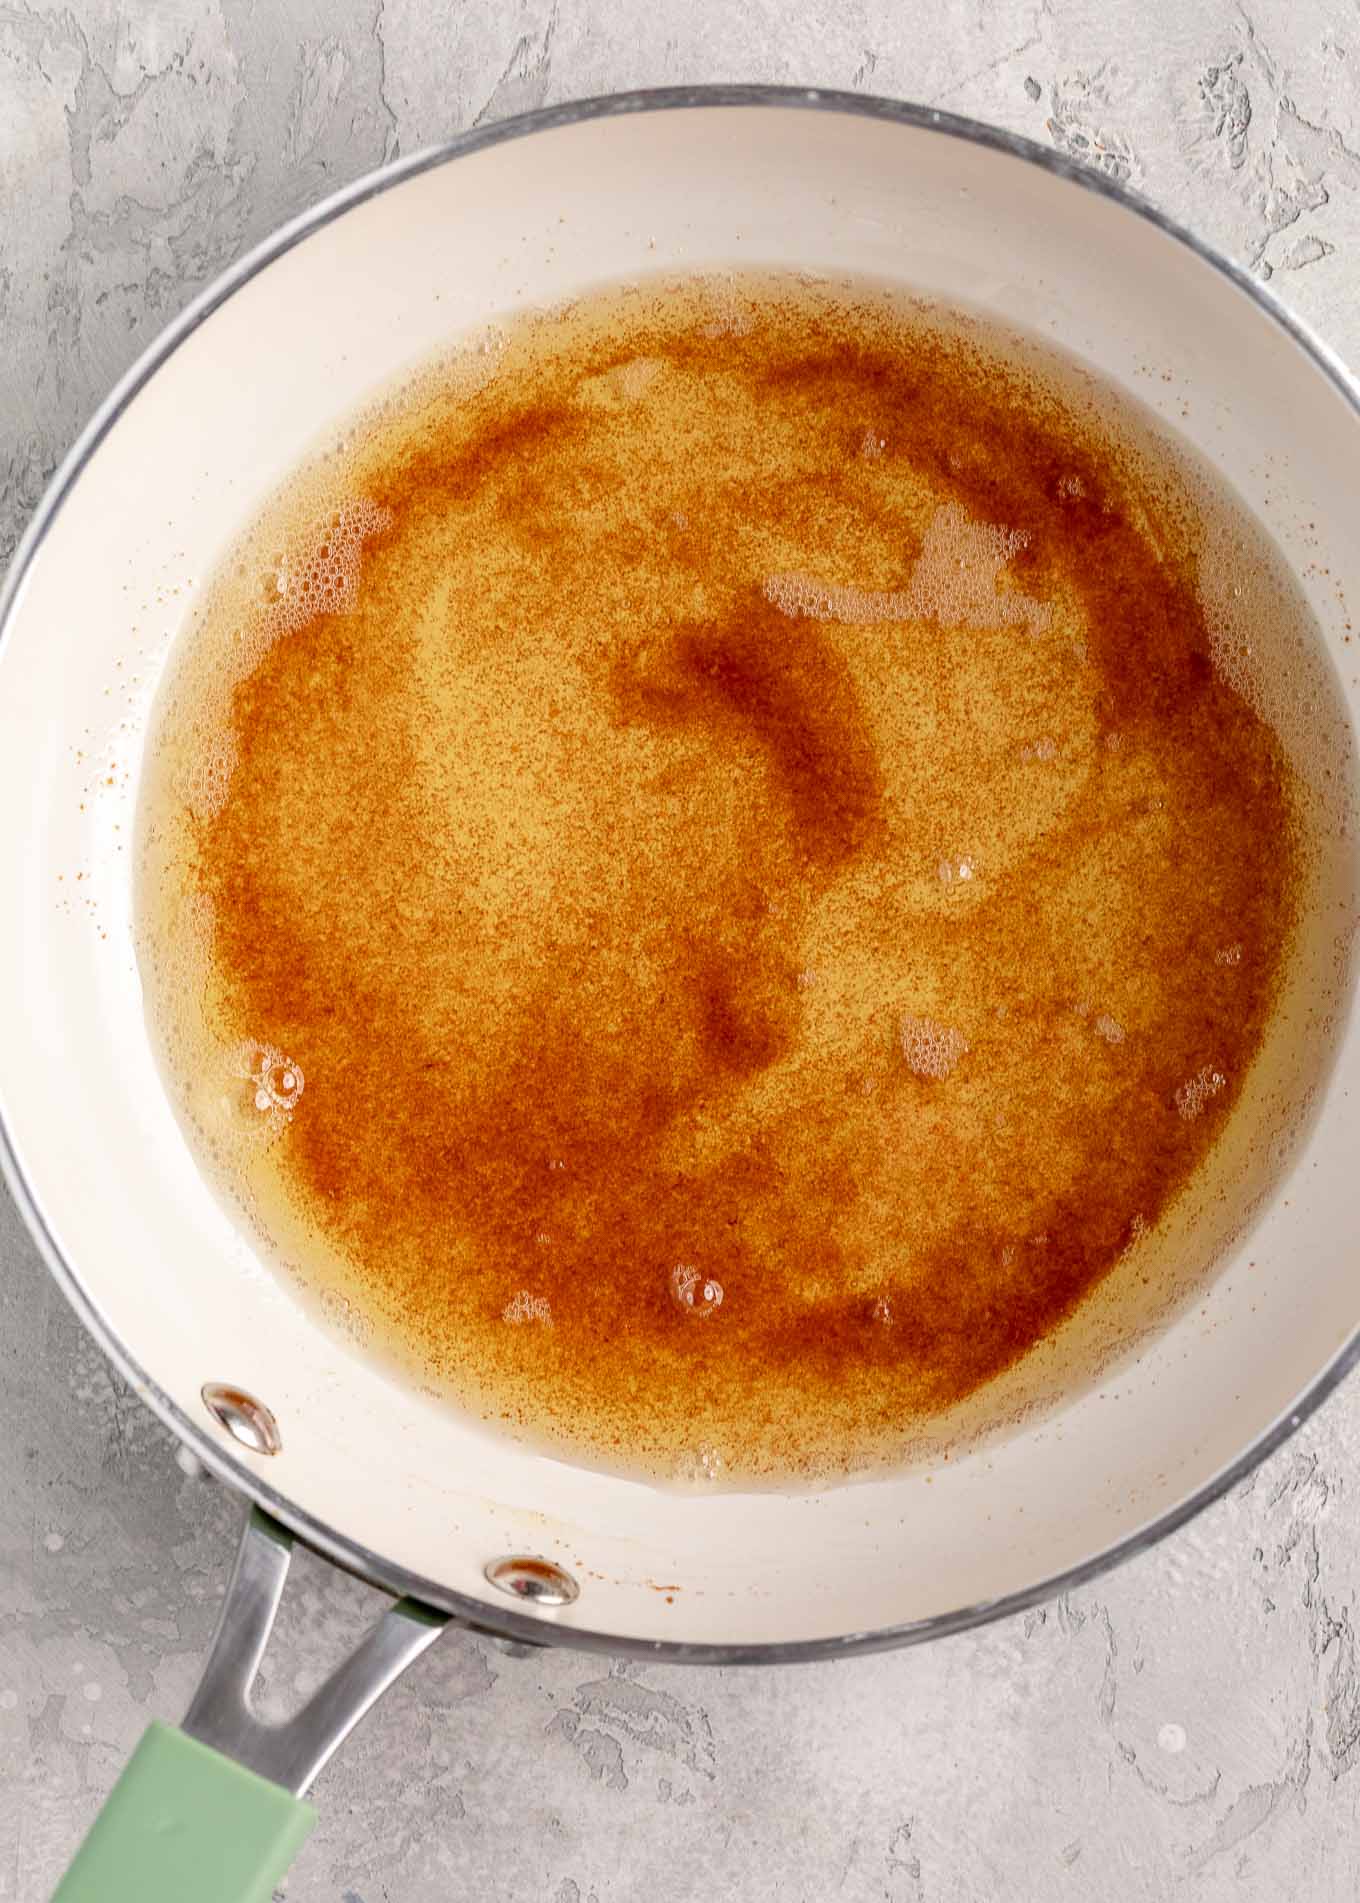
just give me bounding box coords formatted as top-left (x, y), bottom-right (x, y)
top-left (1, 93), bottom-right (1358, 1659)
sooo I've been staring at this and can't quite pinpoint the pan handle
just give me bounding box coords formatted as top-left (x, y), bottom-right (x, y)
top-left (51, 1506), bottom-right (448, 1903)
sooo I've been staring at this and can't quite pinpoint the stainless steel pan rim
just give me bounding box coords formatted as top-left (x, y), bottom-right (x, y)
top-left (3, 82), bottom-right (1358, 1666)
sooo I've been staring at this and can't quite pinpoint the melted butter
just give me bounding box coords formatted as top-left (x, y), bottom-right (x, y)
top-left (138, 274), bottom-right (1328, 1484)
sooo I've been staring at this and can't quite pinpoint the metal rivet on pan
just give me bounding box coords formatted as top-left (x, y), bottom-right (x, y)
top-left (201, 1383), bottom-right (282, 1457)
top-left (484, 1556), bottom-right (580, 1607)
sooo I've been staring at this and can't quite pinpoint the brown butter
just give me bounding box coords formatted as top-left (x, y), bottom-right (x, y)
top-left (180, 278), bottom-right (1301, 1478)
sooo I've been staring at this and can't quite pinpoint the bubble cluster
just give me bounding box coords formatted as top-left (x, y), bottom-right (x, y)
top-left (1215, 943), bottom-right (1243, 967)
top-left (168, 495), bottom-right (390, 820)
top-left (937, 855), bottom-right (976, 885)
top-left (576, 355), bottom-right (663, 407)
top-left (502, 1290), bottom-right (553, 1326)
top-left (1093, 1014), bottom-right (1125, 1044)
top-left (318, 1287), bottom-right (370, 1344)
top-left (900, 1016), bottom-right (969, 1079)
top-left (763, 502), bottom-right (1051, 635)
top-left (669, 1263), bottom-right (724, 1316)
top-left (698, 275), bottom-right (754, 338)
top-left (1022, 736), bottom-right (1058, 761)
top-left (232, 1040), bottom-right (304, 1112)
top-left (674, 1444), bottom-right (726, 1485)
top-left (1198, 505), bottom-right (1357, 842)
top-left (268, 496), bottom-right (391, 623)
top-left (762, 572), bottom-right (896, 623)
top-left (1174, 1066), bottom-right (1227, 1121)
top-left (182, 733), bottom-right (236, 819)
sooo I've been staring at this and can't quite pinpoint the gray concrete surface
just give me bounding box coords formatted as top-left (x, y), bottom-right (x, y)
top-left (4, 2), bottom-right (1360, 1896)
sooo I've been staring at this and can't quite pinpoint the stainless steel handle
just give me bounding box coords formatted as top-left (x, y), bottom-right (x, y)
top-left (182, 1507), bottom-right (447, 1795)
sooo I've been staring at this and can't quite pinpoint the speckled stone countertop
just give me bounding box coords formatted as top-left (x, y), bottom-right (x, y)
top-left (4, 4), bottom-right (1360, 1898)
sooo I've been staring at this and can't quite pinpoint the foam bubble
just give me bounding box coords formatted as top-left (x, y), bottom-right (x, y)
top-left (674, 1444), bottom-right (726, 1485)
top-left (503, 1290), bottom-right (553, 1326)
top-left (763, 501), bottom-right (1052, 635)
top-left (319, 1287), bottom-right (370, 1344)
top-left (576, 356), bottom-right (664, 407)
top-left (900, 1016), bottom-right (968, 1079)
top-left (1094, 1014), bottom-right (1125, 1044)
top-left (177, 495), bottom-right (391, 820)
top-left (763, 573), bottom-right (892, 622)
top-left (1215, 943), bottom-right (1243, 967)
top-left (698, 276), bottom-right (754, 338)
top-left (233, 1040), bottom-right (304, 1112)
top-left (670, 1263), bottom-right (724, 1316)
top-left (1197, 502), bottom-right (1356, 839)
top-left (1175, 1066), bottom-right (1227, 1121)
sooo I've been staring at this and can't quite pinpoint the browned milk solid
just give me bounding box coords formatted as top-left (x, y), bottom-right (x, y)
top-left (136, 275), bottom-right (1355, 1484)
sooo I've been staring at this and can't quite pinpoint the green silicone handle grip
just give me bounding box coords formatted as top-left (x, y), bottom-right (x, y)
top-left (51, 1719), bottom-right (315, 1903)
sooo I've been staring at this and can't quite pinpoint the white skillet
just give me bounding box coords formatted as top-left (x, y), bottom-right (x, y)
top-left (1, 90), bottom-right (1357, 1901)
